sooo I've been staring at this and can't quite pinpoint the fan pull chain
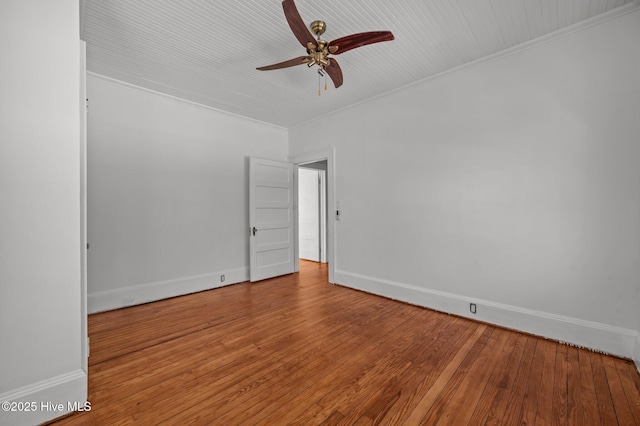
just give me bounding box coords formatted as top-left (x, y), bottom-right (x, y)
top-left (317, 67), bottom-right (328, 96)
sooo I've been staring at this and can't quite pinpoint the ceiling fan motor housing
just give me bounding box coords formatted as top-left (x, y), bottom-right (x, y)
top-left (310, 20), bottom-right (326, 36)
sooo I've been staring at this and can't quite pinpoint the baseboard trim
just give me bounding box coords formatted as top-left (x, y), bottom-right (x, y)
top-left (88, 267), bottom-right (249, 313)
top-left (335, 270), bottom-right (637, 359)
top-left (0, 370), bottom-right (87, 426)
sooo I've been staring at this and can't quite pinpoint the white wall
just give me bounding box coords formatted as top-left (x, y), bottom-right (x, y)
top-left (87, 75), bottom-right (288, 312)
top-left (0, 1), bottom-right (86, 425)
top-left (290, 9), bottom-right (640, 358)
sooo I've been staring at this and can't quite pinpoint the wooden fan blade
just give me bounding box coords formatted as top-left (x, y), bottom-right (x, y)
top-left (282, 0), bottom-right (316, 48)
top-left (329, 31), bottom-right (394, 55)
top-left (325, 59), bottom-right (343, 88)
top-left (256, 56), bottom-right (309, 71)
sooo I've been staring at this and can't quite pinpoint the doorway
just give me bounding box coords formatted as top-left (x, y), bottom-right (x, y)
top-left (298, 162), bottom-right (327, 264)
top-left (291, 148), bottom-right (336, 283)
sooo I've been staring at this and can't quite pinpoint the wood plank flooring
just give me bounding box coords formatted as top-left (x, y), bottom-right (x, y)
top-left (50, 260), bottom-right (640, 425)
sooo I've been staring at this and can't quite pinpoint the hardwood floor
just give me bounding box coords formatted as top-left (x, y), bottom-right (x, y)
top-left (50, 260), bottom-right (640, 425)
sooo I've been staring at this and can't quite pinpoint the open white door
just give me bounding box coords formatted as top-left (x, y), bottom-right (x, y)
top-left (249, 157), bottom-right (295, 282)
top-left (298, 168), bottom-right (320, 262)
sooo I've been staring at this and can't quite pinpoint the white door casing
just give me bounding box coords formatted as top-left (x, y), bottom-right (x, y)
top-left (290, 147), bottom-right (336, 283)
top-left (318, 169), bottom-right (327, 263)
top-left (80, 40), bottom-right (88, 371)
top-left (249, 157), bottom-right (295, 282)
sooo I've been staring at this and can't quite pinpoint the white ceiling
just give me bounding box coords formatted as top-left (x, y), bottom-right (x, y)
top-left (80, 0), bottom-right (635, 128)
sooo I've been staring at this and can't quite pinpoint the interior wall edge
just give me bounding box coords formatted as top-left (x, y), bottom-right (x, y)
top-left (335, 269), bottom-right (637, 359)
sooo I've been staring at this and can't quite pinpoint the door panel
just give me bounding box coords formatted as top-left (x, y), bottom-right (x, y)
top-left (249, 157), bottom-right (294, 282)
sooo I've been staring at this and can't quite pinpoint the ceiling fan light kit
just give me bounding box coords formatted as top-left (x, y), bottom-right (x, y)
top-left (257, 0), bottom-right (394, 95)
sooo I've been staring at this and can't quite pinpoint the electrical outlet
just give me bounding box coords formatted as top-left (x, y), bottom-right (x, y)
top-left (220, 275), bottom-right (225, 282)
top-left (470, 303), bottom-right (476, 314)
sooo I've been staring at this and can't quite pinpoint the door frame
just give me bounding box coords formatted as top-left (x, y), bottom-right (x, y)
top-left (80, 40), bottom-right (88, 373)
top-left (290, 147), bottom-right (336, 283)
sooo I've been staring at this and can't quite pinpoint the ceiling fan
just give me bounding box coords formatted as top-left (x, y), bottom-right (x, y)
top-left (257, 0), bottom-right (394, 94)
